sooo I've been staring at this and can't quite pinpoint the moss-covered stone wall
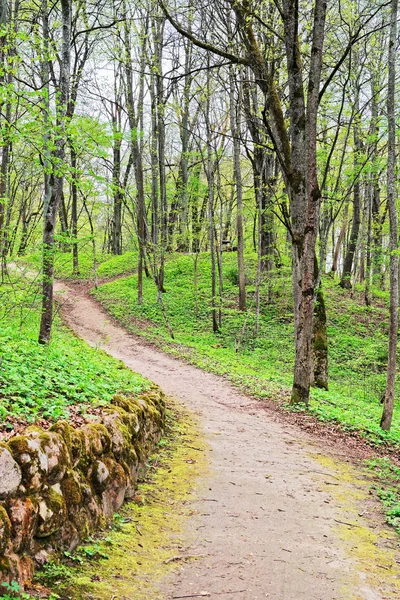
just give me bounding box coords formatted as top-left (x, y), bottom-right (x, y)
top-left (0, 386), bottom-right (165, 586)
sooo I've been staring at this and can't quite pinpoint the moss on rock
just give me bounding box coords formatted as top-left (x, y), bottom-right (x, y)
top-left (0, 383), bottom-right (165, 587)
top-left (0, 506), bottom-right (11, 554)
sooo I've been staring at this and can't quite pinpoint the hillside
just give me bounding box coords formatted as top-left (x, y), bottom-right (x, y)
top-left (0, 272), bottom-right (149, 438)
top-left (91, 252), bottom-right (399, 446)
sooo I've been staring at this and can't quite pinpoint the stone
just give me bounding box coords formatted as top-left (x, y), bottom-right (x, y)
top-left (0, 447), bottom-right (22, 499)
top-left (60, 470), bottom-right (83, 509)
top-left (50, 421), bottom-right (82, 467)
top-left (81, 423), bottom-right (112, 457)
top-left (101, 458), bottom-right (127, 517)
top-left (90, 460), bottom-right (110, 493)
top-left (36, 487), bottom-right (67, 538)
top-left (8, 436), bottom-right (48, 491)
top-left (7, 497), bottom-right (38, 552)
top-left (34, 549), bottom-right (49, 566)
top-left (0, 506), bottom-right (11, 554)
top-left (39, 433), bottom-right (70, 484)
top-left (101, 413), bottom-right (125, 455)
top-left (3, 551), bottom-right (34, 586)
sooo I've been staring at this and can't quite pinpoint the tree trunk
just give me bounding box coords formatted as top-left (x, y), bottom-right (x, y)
top-left (229, 68), bottom-right (245, 311)
top-left (205, 64), bottom-right (218, 333)
top-left (312, 284), bottom-right (328, 390)
top-left (340, 88), bottom-right (361, 289)
top-left (156, 19), bottom-right (167, 294)
top-left (39, 0), bottom-right (71, 344)
top-left (289, 0), bottom-right (328, 405)
top-left (111, 103), bottom-right (123, 256)
top-left (381, 0), bottom-right (398, 431)
top-left (70, 145), bottom-right (79, 275)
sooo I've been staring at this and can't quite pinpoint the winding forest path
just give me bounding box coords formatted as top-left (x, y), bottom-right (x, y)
top-left (55, 280), bottom-right (400, 600)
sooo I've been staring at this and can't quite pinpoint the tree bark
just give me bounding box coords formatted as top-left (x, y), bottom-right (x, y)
top-left (229, 68), bottom-right (246, 311)
top-left (381, 0), bottom-right (398, 431)
top-left (39, 0), bottom-right (71, 344)
top-left (340, 85), bottom-right (361, 289)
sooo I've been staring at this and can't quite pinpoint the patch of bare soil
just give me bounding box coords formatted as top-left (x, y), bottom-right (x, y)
top-left (54, 279), bottom-right (400, 600)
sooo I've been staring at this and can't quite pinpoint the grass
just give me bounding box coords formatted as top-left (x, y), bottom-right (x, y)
top-left (0, 278), bottom-right (149, 431)
top-left (366, 457), bottom-right (400, 534)
top-left (92, 251), bottom-right (400, 447)
top-left (0, 581), bottom-right (59, 600)
top-left (16, 243), bottom-right (138, 281)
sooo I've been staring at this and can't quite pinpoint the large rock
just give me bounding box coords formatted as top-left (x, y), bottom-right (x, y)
top-left (0, 447), bottom-right (22, 499)
top-left (8, 435), bottom-right (49, 491)
top-left (36, 485), bottom-right (67, 538)
top-left (7, 497), bottom-right (38, 552)
top-left (7, 432), bottom-right (70, 490)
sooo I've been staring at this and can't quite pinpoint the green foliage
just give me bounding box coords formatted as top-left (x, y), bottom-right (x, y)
top-left (366, 458), bottom-right (400, 532)
top-left (16, 248), bottom-right (138, 281)
top-left (38, 562), bottom-right (73, 584)
top-left (97, 252), bottom-right (138, 279)
top-left (93, 251), bottom-right (400, 447)
top-left (0, 581), bottom-right (59, 600)
top-left (0, 283), bottom-right (149, 429)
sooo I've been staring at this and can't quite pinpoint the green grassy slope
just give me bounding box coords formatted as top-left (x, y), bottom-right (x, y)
top-left (16, 248), bottom-right (138, 281)
top-left (92, 251), bottom-right (399, 446)
top-left (0, 279), bottom-right (148, 433)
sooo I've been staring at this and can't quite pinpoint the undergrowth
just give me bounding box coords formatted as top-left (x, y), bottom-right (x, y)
top-left (16, 243), bottom-right (137, 281)
top-left (366, 457), bottom-right (400, 533)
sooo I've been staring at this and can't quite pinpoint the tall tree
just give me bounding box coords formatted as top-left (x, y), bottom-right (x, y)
top-left (39, 0), bottom-right (71, 344)
top-left (380, 0), bottom-right (398, 431)
top-left (162, 0), bottom-right (329, 404)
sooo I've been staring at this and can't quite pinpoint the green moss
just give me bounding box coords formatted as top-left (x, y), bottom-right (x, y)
top-left (49, 421), bottom-right (82, 467)
top-left (112, 394), bottom-right (142, 415)
top-left (313, 331), bottom-right (327, 351)
top-left (48, 489), bottom-right (64, 513)
top-left (24, 426), bottom-right (45, 437)
top-left (61, 471), bottom-right (83, 507)
top-left (0, 505), bottom-right (11, 552)
top-left (312, 454), bottom-right (400, 597)
top-left (7, 435), bottom-right (30, 456)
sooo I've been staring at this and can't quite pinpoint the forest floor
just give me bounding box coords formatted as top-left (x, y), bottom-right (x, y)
top-left (53, 278), bottom-right (400, 600)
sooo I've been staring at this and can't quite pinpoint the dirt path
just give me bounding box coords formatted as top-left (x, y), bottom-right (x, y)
top-left (55, 280), bottom-right (400, 600)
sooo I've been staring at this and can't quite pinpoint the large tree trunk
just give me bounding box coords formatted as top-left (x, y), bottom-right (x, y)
top-left (381, 0), bottom-right (398, 431)
top-left (39, 0), bottom-right (71, 344)
top-left (288, 0), bottom-right (327, 405)
top-left (205, 64), bottom-right (218, 333)
top-left (229, 68), bottom-right (246, 311)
